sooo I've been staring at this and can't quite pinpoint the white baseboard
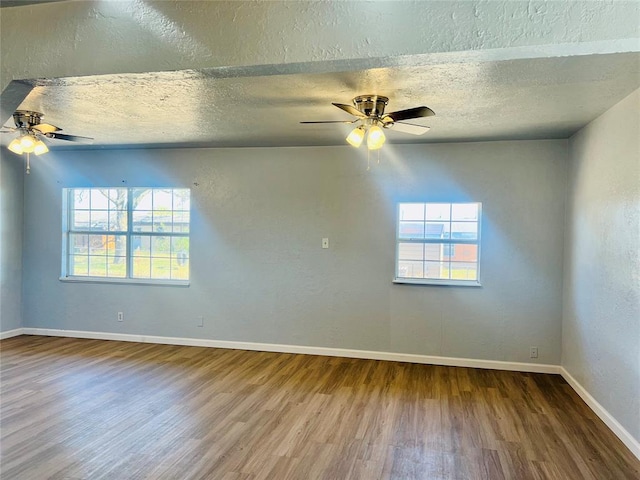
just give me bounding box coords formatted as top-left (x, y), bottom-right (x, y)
top-left (22, 327), bottom-right (561, 374)
top-left (13, 327), bottom-right (638, 460)
top-left (0, 328), bottom-right (24, 340)
top-left (560, 367), bottom-right (640, 460)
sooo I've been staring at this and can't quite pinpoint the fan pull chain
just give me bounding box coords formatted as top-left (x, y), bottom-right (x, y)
top-left (367, 149), bottom-right (370, 171)
top-left (377, 149), bottom-right (380, 164)
top-left (25, 152), bottom-right (31, 175)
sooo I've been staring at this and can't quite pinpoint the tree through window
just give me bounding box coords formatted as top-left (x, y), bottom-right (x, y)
top-left (62, 188), bottom-right (190, 283)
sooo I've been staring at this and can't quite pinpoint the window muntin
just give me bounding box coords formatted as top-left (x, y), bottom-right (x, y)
top-left (395, 202), bottom-right (481, 285)
top-left (62, 188), bottom-right (190, 284)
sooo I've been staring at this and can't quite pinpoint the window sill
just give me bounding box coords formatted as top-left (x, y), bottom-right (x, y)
top-left (393, 278), bottom-right (482, 287)
top-left (59, 276), bottom-right (190, 287)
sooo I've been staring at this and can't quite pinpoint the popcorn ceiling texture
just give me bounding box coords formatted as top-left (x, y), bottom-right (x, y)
top-left (1, 1), bottom-right (638, 149)
top-left (4, 53), bottom-right (639, 149)
top-left (1, 0), bottom-right (639, 91)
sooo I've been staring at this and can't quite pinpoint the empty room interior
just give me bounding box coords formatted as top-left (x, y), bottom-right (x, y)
top-left (0, 1), bottom-right (639, 479)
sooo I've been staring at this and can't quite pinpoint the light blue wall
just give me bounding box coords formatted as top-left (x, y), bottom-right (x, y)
top-left (563, 89), bottom-right (640, 441)
top-left (22, 140), bottom-right (567, 363)
top-left (0, 151), bottom-right (24, 332)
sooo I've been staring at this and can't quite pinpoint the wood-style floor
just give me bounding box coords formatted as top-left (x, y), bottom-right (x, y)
top-left (1, 336), bottom-right (638, 480)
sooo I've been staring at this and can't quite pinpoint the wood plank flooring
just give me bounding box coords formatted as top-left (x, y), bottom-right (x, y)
top-left (1, 335), bottom-right (638, 479)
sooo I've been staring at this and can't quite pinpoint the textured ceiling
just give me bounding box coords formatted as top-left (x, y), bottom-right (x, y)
top-left (1, 1), bottom-right (639, 150)
top-left (0, 0), bottom-right (64, 7)
top-left (3, 52), bottom-right (639, 149)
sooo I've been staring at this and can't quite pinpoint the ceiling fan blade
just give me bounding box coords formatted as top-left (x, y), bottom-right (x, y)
top-left (33, 123), bottom-right (61, 134)
top-left (300, 120), bottom-right (358, 124)
top-left (386, 106), bottom-right (435, 122)
top-left (385, 122), bottom-right (431, 135)
top-left (45, 132), bottom-right (93, 143)
top-left (332, 103), bottom-right (366, 118)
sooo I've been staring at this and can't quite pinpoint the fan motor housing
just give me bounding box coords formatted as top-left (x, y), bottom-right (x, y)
top-left (353, 95), bottom-right (388, 117)
top-left (13, 110), bottom-right (43, 128)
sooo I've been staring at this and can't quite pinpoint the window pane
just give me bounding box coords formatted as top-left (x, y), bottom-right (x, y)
top-left (425, 203), bottom-right (451, 221)
top-left (398, 242), bottom-right (424, 261)
top-left (90, 189), bottom-right (110, 209)
top-left (109, 210), bottom-right (127, 231)
top-left (153, 211), bottom-right (173, 233)
top-left (425, 261), bottom-right (448, 279)
top-left (73, 189), bottom-right (90, 209)
top-left (397, 261), bottom-right (424, 279)
top-left (173, 211), bottom-right (190, 233)
top-left (170, 236), bottom-right (189, 280)
top-left (70, 255), bottom-right (88, 276)
top-left (132, 257), bottom-right (151, 278)
top-left (70, 234), bottom-right (88, 254)
top-left (425, 222), bottom-right (450, 239)
top-left (90, 210), bottom-right (108, 231)
top-left (399, 221), bottom-right (424, 239)
top-left (88, 235), bottom-right (107, 255)
top-left (442, 244), bottom-right (455, 259)
top-left (399, 203), bottom-right (424, 221)
top-left (106, 256), bottom-right (127, 278)
top-left (106, 235), bottom-right (127, 258)
top-left (151, 236), bottom-right (170, 257)
top-left (89, 256), bottom-right (107, 277)
top-left (171, 237), bottom-right (189, 259)
top-left (107, 188), bottom-right (127, 206)
top-left (132, 188), bottom-right (153, 210)
top-left (151, 258), bottom-right (171, 279)
top-left (452, 203), bottom-right (478, 221)
top-left (424, 243), bottom-right (445, 261)
top-left (451, 222), bottom-right (477, 240)
top-left (171, 257), bottom-right (189, 280)
top-left (448, 244), bottom-right (478, 262)
top-left (173, 189), bottom-right (190, 211)
top-left (153, 189), bottom-right (173, 210)
top-left (171, 237), bottom-right (189, 280)
top-left (72, 210), bottom-right (90, 230)
top-left (450, 262), bottom-right (478, 280)
top-left (132, 235), bottom-right (151, 256)
top-left (133, 211), bottom-right (152, 232)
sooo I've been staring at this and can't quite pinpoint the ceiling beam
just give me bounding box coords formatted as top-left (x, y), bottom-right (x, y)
top-left (2, 1), bottom-right (639, 92)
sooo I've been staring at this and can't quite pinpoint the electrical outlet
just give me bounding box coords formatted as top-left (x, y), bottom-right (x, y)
top-left (117, 312), bottom-right (124, 322)
top-left (530, 346), bottom-right (538, 359)
top-left (197, 316), bottom-right (204, 327)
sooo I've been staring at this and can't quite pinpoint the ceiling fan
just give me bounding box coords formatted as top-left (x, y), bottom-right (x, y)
top-left (1, 110), bottom-right (93, 173)
top-left (301, 95), bottom-right (435, 150)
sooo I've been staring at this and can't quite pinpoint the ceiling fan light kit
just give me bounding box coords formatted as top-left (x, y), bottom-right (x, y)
top-left (8, 134), bottom-right (49, 156)
top-left (345, 126), bottom-right (365, 148)
top-left (302, 94), bottom-right (434, 161)
top-left (366, 124), bottom-right (386, 150)
top-left (34, 140), bottom-right (49, 155)
top-left (6, 96), bottom-right (432, 173)
top-left (7, 138), bottom-right (25, 154)
top-left (19, 134), bottom-right (35, 151)
top-left (2, 110), bottom-right (92, 174)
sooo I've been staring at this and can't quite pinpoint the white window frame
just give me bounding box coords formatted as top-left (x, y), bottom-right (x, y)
top-left (60, 187), bottom-right (190, 286)
top-left (393, 202), bottom-right (482, 287)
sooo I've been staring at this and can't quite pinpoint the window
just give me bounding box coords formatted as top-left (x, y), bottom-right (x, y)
top-left (395, 202), bottom-right (481, 286)
top-left (62, 188), bottom-right (190, 284)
